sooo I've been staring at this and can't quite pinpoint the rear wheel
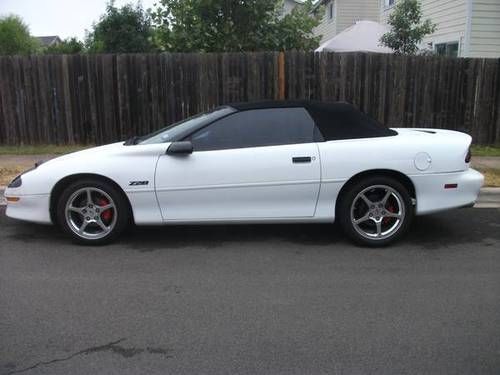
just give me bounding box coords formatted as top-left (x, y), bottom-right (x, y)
top-left (56, 179), bottom-right (129, 245)
top-left (338, 176), bottom-right (413, 246)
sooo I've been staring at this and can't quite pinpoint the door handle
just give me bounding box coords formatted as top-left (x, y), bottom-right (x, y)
top-left (292, 156), bottom-right (312, 163)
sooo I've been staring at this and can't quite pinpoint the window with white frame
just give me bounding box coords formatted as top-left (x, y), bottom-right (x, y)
top-left (327, 1), bottom-right (335, 21)
top-left (384, 0), bottom-right (395, 8)
top-left (435, 42), bottom-right (459, 58)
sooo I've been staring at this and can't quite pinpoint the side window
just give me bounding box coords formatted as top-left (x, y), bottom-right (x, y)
top-left (327, 1), bottom-right (335, 21)
top-left (187, 108), bottom-right (321, 151)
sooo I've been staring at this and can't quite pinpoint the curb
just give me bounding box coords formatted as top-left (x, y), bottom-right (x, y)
top-left (479, 187), bottom-right (500, 195)
top-left (474, 203), bottom-right (500, 208)
top-left (2, 188), bottom-right (500, 207)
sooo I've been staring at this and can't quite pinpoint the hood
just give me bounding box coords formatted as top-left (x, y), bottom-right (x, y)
top-left (40, 142), bottom-right (126, 167)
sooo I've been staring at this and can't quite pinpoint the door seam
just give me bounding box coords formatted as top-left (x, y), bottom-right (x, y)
top-left (312, 143), bottom-right (323, 217)
top-left (153, 154), bottom-right (166, 221)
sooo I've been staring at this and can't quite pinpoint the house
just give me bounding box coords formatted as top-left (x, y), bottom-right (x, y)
top-left (282, 0), bottom-right (304, 16)
top-left (313, 0), bottom-right (380, 44)
top-left (380, 0), bottom-right (500, 58)
top-left (35, 36), bottom-right (62, 48)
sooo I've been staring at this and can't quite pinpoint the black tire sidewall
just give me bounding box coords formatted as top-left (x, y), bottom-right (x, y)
top-left (56, 179), bottom-right (129, 245)
top-left (338, 176), bottom-right (414, 247)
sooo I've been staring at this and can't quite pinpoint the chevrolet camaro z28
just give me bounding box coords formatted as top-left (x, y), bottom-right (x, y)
top-left (4, 101), bottom-right (484, 246)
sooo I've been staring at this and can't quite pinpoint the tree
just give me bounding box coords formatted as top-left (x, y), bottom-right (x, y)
top-left (86, 1), bottom-right (155, 53)
top-left (380, 0), bottom-right (436, 55)
top-left (0, 15), bottom-right (39, 55)
top-left (274, 1), bottom-right (322, 51)
top-left (151, 0), bottom-right (322, 52)
top-left (44, 37), bottom-right (84, 54)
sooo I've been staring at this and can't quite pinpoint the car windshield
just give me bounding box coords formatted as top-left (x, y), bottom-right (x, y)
top-left (138, 106), bottom-right (235, 144)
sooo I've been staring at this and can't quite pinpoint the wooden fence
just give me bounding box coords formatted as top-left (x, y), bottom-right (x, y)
top-left (0, 52), bottom-right (499, 145)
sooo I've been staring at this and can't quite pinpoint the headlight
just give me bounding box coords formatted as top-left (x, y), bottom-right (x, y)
top-left (8, 175), bottom-right (22, 188)
top-left (7, 164), bottom-right (39, 188)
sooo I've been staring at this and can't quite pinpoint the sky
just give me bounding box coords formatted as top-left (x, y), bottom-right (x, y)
top-left (0, 0), bottom-right (157, 40)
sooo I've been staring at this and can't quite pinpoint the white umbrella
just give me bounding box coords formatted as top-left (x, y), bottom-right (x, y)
top-left (315, 20), bottom-right (393, 53)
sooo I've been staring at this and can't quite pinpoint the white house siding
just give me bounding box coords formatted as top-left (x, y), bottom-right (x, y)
top-left (336, 0), bottom-right (380, 33)
top-left (315, 0), bottom-right (380, 44)
top-left (380, 0), bottom-right (395, 24)
top-left (468, 0), bottom-right (500, 58)
top-left (381, 0), bottom-right (467, 55)
top-left (421, 0), bottom-right (467, 53)
top-left (315, 1), bottom-right (338, 44)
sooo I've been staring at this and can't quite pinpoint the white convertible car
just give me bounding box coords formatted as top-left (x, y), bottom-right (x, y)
top-left (4, 101), bottom-right (483, 246)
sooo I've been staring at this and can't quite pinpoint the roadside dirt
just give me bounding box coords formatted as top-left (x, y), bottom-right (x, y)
top-left (0, 155), bottom-right (57, 186)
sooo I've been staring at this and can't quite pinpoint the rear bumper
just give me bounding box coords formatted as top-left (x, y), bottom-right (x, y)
top-left (411, 168), bottom-right (484, 215)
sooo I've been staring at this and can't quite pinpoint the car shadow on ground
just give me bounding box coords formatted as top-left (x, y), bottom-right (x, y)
top-left (3, 208), bottom-right (499, 252)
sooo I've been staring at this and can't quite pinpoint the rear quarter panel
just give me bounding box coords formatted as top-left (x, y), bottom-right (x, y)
top-left (315, 129), bottom-right (473, 219)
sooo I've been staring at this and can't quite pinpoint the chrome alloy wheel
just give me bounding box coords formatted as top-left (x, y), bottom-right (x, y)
top-left (64, 187), bottom-right (117, 240)
top-left (350, 185), bottom-right (405, 240)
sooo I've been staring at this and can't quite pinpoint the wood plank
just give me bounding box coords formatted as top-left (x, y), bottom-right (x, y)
top-left (0, 53), bottom-right (498, 145)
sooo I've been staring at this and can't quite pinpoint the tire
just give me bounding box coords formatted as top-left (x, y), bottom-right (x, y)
top-left (337, 176), bottom-right (414, 247)
top-left (56, 179), bottom-right (130, 245)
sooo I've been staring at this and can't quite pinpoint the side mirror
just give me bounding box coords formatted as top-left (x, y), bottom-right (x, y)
top-left (167, 141), bottom-right (193, 155)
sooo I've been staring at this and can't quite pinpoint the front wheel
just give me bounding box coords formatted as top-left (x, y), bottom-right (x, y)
top-left (56, 179), bottom-right (130, 245)
top-left (338, 177), bottom-right (414, 247)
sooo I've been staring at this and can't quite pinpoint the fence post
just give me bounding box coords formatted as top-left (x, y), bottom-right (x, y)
top-left (278, 52), bottom-right (286, 100)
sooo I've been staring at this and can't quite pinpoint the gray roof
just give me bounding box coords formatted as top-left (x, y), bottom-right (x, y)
top-left (36, 36), bottom-right (62, 47)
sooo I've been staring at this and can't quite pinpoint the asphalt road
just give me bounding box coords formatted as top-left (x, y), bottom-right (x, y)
top-left (1, 207), bottom-right (500, 375)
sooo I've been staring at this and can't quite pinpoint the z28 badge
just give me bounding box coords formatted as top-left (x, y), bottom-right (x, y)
top-left (129, 181), bottom-right (149, 186)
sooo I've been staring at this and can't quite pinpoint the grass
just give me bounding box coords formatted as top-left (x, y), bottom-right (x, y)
top-left (471, 145), bottom-right (500, 157)
top-left (0, 144), bottom-right (92, 155)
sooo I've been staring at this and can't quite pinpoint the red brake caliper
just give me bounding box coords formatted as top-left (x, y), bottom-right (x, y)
top-left (383, 204), bottom-right (396, 224)
top-left (97, 198), bottom-right (112, 223)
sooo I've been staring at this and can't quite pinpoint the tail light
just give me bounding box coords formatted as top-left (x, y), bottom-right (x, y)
top-left (465, 147), bottom-right (471, 163)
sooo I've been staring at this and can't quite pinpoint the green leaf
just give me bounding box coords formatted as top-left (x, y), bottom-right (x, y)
top-left (380, 0), bottom-right (437, 55)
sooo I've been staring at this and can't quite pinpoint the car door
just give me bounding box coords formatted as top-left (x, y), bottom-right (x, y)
top-left (155, 107), bottom-right (322, 222)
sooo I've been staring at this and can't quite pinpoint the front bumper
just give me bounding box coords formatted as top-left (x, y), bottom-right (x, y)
top-left (4, 189), bottom-right (52, 224)
top-left (411, 168), bottom-right (484, 215)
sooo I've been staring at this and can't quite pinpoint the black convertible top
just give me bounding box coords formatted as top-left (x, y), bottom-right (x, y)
top-left (229, 100), bottom-right (396, 141)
